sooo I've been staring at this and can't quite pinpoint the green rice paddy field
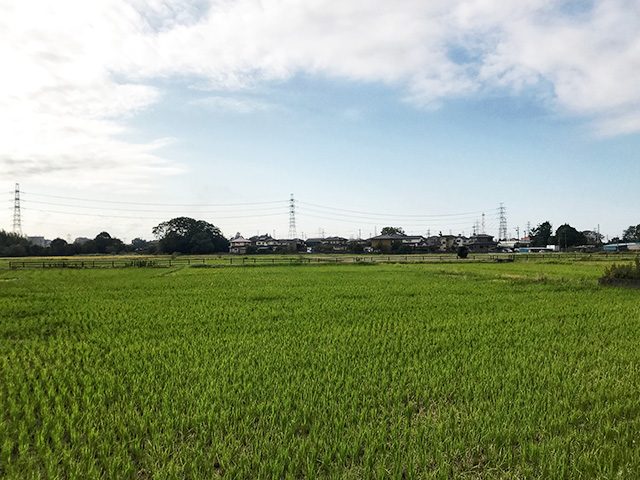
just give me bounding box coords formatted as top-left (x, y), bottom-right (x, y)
top-left (1, 261), bottom-right (639, 478)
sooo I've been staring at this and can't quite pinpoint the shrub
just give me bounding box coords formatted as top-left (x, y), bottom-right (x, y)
top-left (131, 259), bottom-right (157, 268)
top-left (599, 257), bottom-right (640, 285)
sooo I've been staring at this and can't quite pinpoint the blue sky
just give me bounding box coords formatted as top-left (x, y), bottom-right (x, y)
top-left (2, 0), bottom-right (639, 241)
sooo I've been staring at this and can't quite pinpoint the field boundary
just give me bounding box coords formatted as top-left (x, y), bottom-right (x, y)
top-left (3, 252), bottom-right (639, 270)
top-left (6, 255), bottom-right (512, 269)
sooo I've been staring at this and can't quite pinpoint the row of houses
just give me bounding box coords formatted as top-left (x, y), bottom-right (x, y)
top-left (229, 232), bottom-right (503, 254)
top-left (229, 234), bottom-right (306, 254)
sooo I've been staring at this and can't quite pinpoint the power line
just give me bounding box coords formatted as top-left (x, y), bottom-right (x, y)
top-left (20, 207), bottom-right (288, 221)
top-left (297, 210), bottom-right (491, 228)
top-left (20, 198), bottom-right (288, 214)
top-left (297, 200), bottom-right (498, 218)
top-left (296, 207), bottom-right (499, 225)
top-left (20, 191), bottom-right (288, 207)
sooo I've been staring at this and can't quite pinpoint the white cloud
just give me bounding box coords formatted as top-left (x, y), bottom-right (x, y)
top-left (1, 0), bottom-right (638, 188)
top-left (0, 0), bottom-right (181, 188)
top-left (192, 95), bottom-right (275, 114)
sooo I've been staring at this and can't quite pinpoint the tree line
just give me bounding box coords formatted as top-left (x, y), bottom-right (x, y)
top-left (1, 217), bottom-right (639, 257)
top-left (0, 217), bottom-right (229, 257)
top-left (528, 221), bottom-right (640, 248)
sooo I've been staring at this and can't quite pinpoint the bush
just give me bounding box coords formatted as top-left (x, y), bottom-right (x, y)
top-left (600, 257), bottom-right (640, 285)
top-left (130, 259), bottom-right (157, 268)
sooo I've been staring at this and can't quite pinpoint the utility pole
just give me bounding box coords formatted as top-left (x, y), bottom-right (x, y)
top-left (13, 183), bottom-right (21, 235)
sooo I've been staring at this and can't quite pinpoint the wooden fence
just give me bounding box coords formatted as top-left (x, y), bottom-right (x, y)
top-left (5, 252), bottom-right (637, 270)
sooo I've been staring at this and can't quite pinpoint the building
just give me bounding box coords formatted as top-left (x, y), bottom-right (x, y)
top-left (454, 235), bottom-right (470, 248)
top-left (304, 238), bottom-right (324, 252)
top-left (249, 234), bottom-right (279, 253)
top-left (498, 238), bottom-right (530, 251)
top-left (229, 234), bottom-right (252, 254)
top-left (603, 242), bottom-right (640, 252)
top-left (440, 235), bottom-right (457, 252)
top-left (27, 236), bottom-right (51, 248)
top-left (305, 236), bottom-right (348, 253)
top-left (274, 238), bottom-right (306, 253)
top-left (467, 234), bottom-right (498, 253)
top-left (243, 234), bottom-right (306, 253)
top-left (369, 234), bottom-right (426, 253)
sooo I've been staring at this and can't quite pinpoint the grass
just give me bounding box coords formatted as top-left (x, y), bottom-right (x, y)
top-left (0, 261), bottom-right (639, 478)
top-left (600, 257), bottom-right (640, 286)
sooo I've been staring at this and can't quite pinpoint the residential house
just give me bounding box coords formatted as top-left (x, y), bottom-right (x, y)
top-left (435, 235), bottom-right (457, 252)
top-left (305, 236), bottom-right (349, 253)
top-left (369, 234), bottom-right (426, 253)
top-left (229, 233), bottom-right (252, 254)
top-left (454, 235), bottom-right (470, 248)
top-left (468, 234), bottom-right (498, 253)
top-left (249, 234), bottom-right (279, 253)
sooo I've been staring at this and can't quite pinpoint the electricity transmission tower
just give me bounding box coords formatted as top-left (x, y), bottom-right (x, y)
top-left (498, 203), bottom-right (507, 240)
top-left (13, 183), bottom-right (21, 234)
top-left (288, 193), bottom-right (297, 239)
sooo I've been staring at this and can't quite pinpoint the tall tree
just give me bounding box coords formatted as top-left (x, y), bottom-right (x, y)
top-left (152, 217), bottom-right (229, 254)
top-left (622, 225), bottom-right (640, 242)
top-left (49, 238), bottom-right (69, 256)
top-left (93, 231), bottom-right (112, 254)
top-left (0, 230), bottom-right (29, 256)
top-left (131, 238), bottom-right (151, 252)
top-left (380, 227), bottom-right (405, 236)
top-left (555, 224), bottom-right (586, 249)
top-left (529, 221), bottom-right (553, 247)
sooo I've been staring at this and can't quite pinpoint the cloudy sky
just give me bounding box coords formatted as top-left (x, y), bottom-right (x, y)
top-left (2, 0), bottom-right (639, 241)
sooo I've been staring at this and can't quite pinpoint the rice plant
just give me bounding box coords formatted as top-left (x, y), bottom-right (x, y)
top-left (0, 262), bottom-right (639, 478)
